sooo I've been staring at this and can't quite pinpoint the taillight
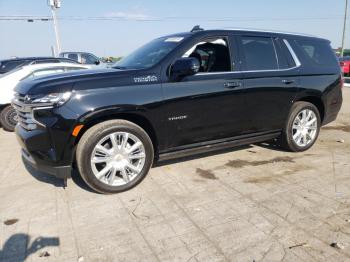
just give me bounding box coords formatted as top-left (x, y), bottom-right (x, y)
top-left (340, 61), bottom-right (345, 67)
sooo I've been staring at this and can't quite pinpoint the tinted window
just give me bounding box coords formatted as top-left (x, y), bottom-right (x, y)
top-left (182, 38), bottom-right (231, 72)
top-left (81, 54), bottom-right (97, 64)
top-left (240, 36), bottom-right (278, 70)
top-left (68, 54), bottom-right (79, 61)
top-left (295, 39), bottom-right (338, 67)
top-left (0, 60), bottom-right (27, 73)
top-left (276, 40), bottom-right (296, 69)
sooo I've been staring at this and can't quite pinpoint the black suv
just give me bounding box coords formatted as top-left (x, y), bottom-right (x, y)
top-left (13, 27), bottom-right (343, 193)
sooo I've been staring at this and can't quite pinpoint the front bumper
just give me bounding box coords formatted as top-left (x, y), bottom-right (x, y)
top-left (21, 148), bottom-right (71, 179)
top-left (15, 124), bottom-right (73, 179)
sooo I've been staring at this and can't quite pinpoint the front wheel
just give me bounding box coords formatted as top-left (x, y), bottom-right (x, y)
top-left (76, 120), bottom-right (154, 194)
top-left (281, 102), bottom-right (321, 152)
top-left (0, 105), bottom-right (18, 132)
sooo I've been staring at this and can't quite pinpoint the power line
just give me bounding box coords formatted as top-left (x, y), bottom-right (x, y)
top-left (0, 15), bottom-right (348, 22)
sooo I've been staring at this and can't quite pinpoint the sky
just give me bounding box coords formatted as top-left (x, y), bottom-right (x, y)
top-left (0, 0), bottom-right (349, 59)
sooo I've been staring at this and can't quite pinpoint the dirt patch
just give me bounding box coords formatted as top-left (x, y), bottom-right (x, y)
top-left (4, 218), bottom-right (19, 226)
top-left (323, 125), bottom-right (350, 133)
top-left (226, 156), bottom-right (295, 168)
top-left (247, 150), bottom-right (257, 154)
top-left (196, 168), bottom-right (218, 180)
top-left (244, 165), bottom-right (310, 184)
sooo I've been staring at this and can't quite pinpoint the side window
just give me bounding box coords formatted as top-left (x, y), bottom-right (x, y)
top-left (182, 38), bottom-right (231, 72)
top-left (294, 39), bottom-right (338, 67)
top-left (68, 54), bottom-right (78, 61)
top-left (0, 61), bottom-right (25, 73)
top-left (81, 54), bottom-right (97, 64)
top-left (274, 39), bottom-right (296, 69)
top-left (240, 36), bottom-right (278, 71)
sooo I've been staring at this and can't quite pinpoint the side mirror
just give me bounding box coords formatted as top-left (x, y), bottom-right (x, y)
top-left (170, 57), bottom-right (200, 81)
top-left (95, 60), bottom-right (100, 65)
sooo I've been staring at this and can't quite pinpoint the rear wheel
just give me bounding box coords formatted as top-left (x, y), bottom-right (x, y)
top-left (76, 120), bottom-right (154, 194)
top-left (281, 102), bottom-right (321, 152)
top-left (0, 105), bottom-right (18, 132)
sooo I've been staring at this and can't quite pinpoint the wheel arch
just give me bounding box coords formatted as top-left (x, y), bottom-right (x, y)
top-left (295, 96), bottom-right (325, 123)
top-left (74, 110), bottom-right (159, 156)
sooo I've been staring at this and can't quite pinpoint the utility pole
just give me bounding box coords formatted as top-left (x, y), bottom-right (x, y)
top-left (341, 0), bottom-right (348, 57)
top-left (47, 0), bottom-right (61, 56)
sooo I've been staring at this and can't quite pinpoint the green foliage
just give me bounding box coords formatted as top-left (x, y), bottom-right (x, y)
top-left (101, 56), bottom-right (123, 63)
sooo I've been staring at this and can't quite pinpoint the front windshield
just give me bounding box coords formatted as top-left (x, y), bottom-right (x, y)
top-left (114, 36), bottom-right (185, 69)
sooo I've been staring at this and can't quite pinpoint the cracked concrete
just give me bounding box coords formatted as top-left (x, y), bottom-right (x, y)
top-left (0, 88), bottom-right (349, 261)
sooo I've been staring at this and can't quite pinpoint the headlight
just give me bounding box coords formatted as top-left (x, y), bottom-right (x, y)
top-left (32, 92), bottom-right (72, 106)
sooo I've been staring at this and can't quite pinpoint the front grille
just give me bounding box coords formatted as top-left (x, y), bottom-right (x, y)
top-left (12, 93), bottom-right (37, 130)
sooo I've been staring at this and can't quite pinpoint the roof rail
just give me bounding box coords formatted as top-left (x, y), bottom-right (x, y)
top-left (219, 27), bottom-right (316, 38)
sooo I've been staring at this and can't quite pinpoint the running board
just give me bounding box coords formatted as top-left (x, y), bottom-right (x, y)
top-left (158, 131), bottom-right (280, 161)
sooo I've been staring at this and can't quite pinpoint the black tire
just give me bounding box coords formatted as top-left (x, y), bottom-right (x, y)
top-left (280, 102), bottom-right (321, 152)
top-left (0, 105), bottom-right (18, 132)
top-left (76, 120), bottom-right (154, 194)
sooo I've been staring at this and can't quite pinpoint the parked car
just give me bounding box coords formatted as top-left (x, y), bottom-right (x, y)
top-left (339, 56), bottom-right (350, 76)
top-left (0, 63), bottom-right (91, 131)
top-left (59, 52), bottom-right (102, 65)
top-left (13, 27), bottom-right (343, 193)
top-left (0, 57), bottom-right (80, 75)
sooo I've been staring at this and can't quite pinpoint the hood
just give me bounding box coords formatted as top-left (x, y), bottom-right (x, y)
top-left (14, 68), bottom-right (148, 95)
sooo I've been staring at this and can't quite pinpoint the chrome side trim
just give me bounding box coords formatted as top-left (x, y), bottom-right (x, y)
top-left (283, 39), bottom-right (301, 67)
top-left (195, 66), bottom-right (300, 76)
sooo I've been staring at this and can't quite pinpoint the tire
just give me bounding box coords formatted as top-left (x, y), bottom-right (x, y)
top-left (76, 120), bottom-right (154, 194)
top-left (280, 102), bottom-right (321, 152)
top-left (0, 105), bottom-right (18, 132)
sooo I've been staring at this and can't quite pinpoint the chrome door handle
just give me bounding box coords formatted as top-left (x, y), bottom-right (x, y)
top-left (282, 79), bottom-right (295, 85)
top-left (224, 82), bottom-right (242, 89)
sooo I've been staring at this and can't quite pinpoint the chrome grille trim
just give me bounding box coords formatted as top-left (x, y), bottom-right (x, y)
top-left (12, 93), bottom-right (52, 130)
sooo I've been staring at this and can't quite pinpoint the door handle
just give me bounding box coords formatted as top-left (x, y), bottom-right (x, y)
top-left (282, 79), bottom-right (295, 85)
top-left (224, 82), bottom-right (242, 89)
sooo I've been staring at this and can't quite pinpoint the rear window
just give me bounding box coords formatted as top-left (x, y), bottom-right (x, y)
top-left (295, 39), bottom-right (338, 67)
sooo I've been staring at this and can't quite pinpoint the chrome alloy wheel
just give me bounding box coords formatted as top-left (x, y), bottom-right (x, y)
top-left (292, 109), bottom-right (318, 147)
top-left (90, 132), bottom-right (146, 186)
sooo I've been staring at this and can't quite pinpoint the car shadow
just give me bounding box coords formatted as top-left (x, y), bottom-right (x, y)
top-left (0, 233), bottom-right (59, 262)
top-left (70, 169), bottom-right (99, 194)
top-left (23, 159), bottom-right (65, 188)
top-left (23, 158), bottom-right (98, 193)
top-left (23, 140), bottom-right (286, 193)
